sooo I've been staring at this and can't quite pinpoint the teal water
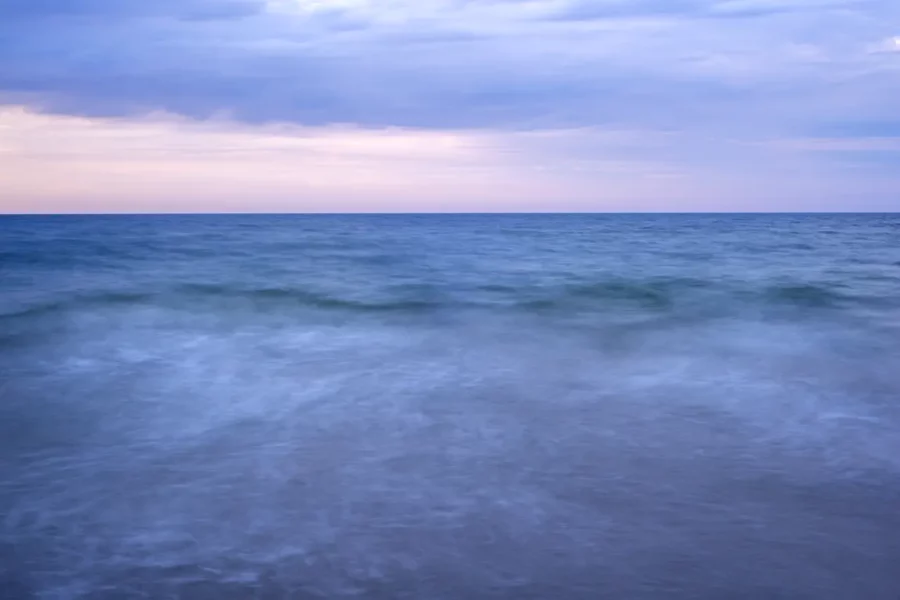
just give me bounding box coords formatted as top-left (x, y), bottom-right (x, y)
top-left (1, 214), bottom-right (899, 599)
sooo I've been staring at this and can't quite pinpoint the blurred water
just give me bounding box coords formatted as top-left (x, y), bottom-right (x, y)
top-left (1, 213), bottom-right (899, 599)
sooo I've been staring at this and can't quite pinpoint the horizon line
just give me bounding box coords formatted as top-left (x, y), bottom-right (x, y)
top-left (1, 211), bottom-right (897, 217)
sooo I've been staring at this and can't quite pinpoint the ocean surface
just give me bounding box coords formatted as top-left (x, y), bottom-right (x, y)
top-left (1, 213), bottom-right (899, 600)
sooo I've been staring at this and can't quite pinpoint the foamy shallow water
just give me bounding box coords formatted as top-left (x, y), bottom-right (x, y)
top-left (2, 214), bottom-right (900, 599)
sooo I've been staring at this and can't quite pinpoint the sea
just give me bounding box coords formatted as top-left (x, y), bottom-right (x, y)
top-left (1, 213), bottom-right (899, 599)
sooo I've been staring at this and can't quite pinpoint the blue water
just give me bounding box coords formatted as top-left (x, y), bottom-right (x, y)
top-left (1, 214), bottom-right (899, 599)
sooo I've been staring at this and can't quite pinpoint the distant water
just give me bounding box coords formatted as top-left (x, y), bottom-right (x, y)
top-left (2, 213), bottom-right (900, 600)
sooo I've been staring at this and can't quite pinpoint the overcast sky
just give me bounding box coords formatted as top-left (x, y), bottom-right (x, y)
top-left (1, 0), bottom-right (898, 212)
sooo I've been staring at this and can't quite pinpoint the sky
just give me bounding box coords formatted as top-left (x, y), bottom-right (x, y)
top-left (0, 0), bottom-right (899, 212)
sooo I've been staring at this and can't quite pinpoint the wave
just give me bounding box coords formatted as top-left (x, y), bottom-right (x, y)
top-left (0, 292), bottom-right (156, 322)
top-left (762, 284), bottom-right (849, 308)
top-left (0, 286), bottom-right (439, 322)
top-left (0, 278), bottom-right (882, 323)
top-left (177, 283), bottom-right (441, 312)
top-left (541, 278), bottom-right (712, 309)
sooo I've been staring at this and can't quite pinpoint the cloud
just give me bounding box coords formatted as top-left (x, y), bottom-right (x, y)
top-left (0, 0), bottom-right (262, 21)
top-left (1, 0), bottom-right (898, 131)
top-left (0, 106), bottom-right (686, 213)
top-left (1, 0), bottom-right (899, 211)
top-left (2, 106), bottom-right (897, 214)
top-left (867, 35), bottom-right (900, 54)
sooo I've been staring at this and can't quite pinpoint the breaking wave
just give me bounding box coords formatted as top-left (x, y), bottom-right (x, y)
top-left (2, 214), bottom-right (900, 599)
